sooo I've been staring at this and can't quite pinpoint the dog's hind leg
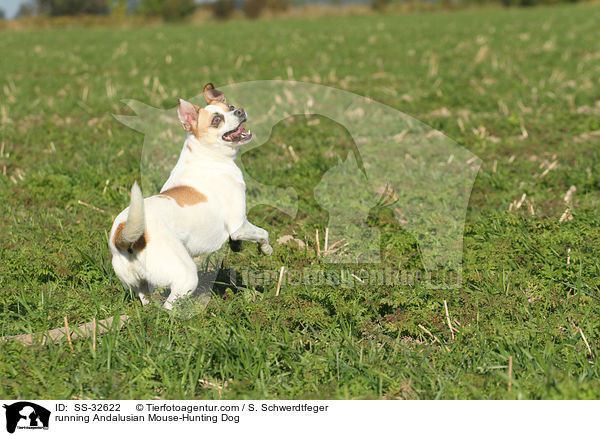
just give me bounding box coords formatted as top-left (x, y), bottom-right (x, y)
top-left (164, 271), bottom-right (198, 310)
top-left (144, 235), bottom-right (199, 310)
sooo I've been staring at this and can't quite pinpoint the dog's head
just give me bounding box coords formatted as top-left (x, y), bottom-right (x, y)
top-left (177, 83), bottom-right (252, 148)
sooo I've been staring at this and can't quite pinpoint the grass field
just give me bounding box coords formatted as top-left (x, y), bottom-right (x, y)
top-left (1, 4), bottom-right (600, 399)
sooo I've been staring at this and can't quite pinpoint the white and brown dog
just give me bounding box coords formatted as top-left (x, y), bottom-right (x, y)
top-left (109, 83), bottom-right (272, 309)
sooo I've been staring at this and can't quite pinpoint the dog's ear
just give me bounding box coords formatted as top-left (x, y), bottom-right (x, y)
top-left (203, 83), bottom-right (227, 104)
top-left (177, 99), bottom-right (199, 132)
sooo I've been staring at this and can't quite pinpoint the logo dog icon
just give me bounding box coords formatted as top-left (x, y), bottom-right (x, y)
top-left (3, 402), bottom-right (50, 433)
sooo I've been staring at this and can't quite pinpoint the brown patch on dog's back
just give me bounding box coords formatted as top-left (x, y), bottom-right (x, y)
top-left (113, 221), bottom-right (149, 252)
top-left (160, 185), bottom-right (207, 207)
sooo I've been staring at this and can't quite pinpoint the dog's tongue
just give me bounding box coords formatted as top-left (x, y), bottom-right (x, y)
top-left (224, 125), bottom-right (249, 141)
top-left (231, 125), bottom-right (244, 138)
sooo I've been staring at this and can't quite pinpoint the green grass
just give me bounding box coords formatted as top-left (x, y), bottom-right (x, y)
top-left (1, 4), bottom-right (600, 399)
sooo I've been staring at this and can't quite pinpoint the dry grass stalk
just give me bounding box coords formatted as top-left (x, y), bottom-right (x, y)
top-left (563, 185), bottom-right (576, 204)
top-left (540, 160), bottom-right (558, 178)
top-left (474, 45), bottom-right (489, 64)
top-left (528, 200), bottom-right (535, 217)
top-left (418, 324), bottom-right (450, 352)
top-left (324, 227), bottom-right (329, 253)
top-left (351, 273), bottom-right (364, 283)
top-left (519, 119), bottom-right (528, 139)
top-left (515, 193), bottom-right (526, 209)
top-left (78, 200), bottom-right (106, 213)
top-left (64, 316), bottom-right (75, 355)
top-left (578, 327), bottom-right (593, 357)
top-left (197, 378), bottom-right (231, 399)
top-left (0, 315), bottom-right (130, 347)
top-left (508, 356), bottom-right (513, 392)
top-left (326, 238), bottom-right (350, 254)
top-left (444, 300), bottom-right (455, 340)
top-left (509, 193), bottom-right (527, 211)
top-left (92, 318), bottom-right (97, 352)
top-left (276, 266), bottom-right (285, 296)
top-left (288, 145), bottom-right (299, 163)
top-left (559, 208), bottom-right (573, 223)
top-left (315, 229), bottom-right (321, 257)
top-left (327, 242), bottom-right (349, 255)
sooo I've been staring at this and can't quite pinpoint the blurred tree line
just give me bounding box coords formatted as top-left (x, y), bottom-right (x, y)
top-left (17, 0), bottom-right (197, 20)
top-left (15, 0), bottom-right (292, 20)
top-left (13, 0), bottom-right (589, 21)
top-left (371, 0), bottom-right (585, 9)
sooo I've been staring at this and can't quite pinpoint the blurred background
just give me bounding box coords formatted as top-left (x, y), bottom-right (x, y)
top-left (0, 0), bottom-right (592, 24)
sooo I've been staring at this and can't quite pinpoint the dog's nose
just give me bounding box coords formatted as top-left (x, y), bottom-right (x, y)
top-left (234, 108), bottom-right (245, 118)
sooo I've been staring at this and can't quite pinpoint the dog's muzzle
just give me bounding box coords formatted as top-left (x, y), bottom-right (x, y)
top-left (222, 108), bottom-right (252, 143)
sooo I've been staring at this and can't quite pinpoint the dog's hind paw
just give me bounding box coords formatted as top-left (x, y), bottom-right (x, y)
top-left (259, 243), bottom-right (273, 256)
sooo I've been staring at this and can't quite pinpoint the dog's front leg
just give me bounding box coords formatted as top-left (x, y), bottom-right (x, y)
top-left (230, 220), bottom-right (273, 256)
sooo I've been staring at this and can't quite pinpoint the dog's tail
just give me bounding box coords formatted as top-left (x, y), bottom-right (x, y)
top-left (114, 181), bottom-right (147, 251)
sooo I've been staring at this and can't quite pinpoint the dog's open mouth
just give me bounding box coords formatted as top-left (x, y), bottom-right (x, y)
top-left (222, 122), bottom-right (252, 142)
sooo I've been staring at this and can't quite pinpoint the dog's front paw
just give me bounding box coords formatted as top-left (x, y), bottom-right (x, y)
top-left (259, 243), bottom-right (273, 256)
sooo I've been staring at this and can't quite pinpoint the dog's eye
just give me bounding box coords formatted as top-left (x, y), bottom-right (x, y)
top-left (228, 105), bottom-right (235, 111)
top-left (211, 115), bottom-right (223, 127)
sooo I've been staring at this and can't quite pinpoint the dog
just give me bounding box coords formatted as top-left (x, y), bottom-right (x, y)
top-left (109, 83), bottom-right (272, 309)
